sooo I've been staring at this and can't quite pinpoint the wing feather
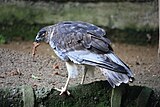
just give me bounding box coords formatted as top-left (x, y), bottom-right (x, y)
top-left (50, 21), bottom-right (111, 54)
top-left (66, 50), bottom-right (127, 74)
top-left (49, 21), bottom-right (129, 74)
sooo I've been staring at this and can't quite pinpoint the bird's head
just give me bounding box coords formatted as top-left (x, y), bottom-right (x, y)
top-left (32, 27), bottom-right (50, 57)
top-left (34, 27), bottom-right (49, 43)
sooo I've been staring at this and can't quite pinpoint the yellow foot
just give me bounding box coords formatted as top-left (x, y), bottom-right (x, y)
top-left (54, 87), bottom-right (71, 95)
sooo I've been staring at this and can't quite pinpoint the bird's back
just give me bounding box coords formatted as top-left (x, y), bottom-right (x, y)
top-left (54, 21), bottom-right (106, 37)
top-left (49, 21), bottom-right (111, 54)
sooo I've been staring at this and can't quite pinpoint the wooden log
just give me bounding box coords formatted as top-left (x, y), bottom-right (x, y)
top-left (22, 85), bottom-right (34, 107)
top-left (136, 87), bottom-right (153, 107)
top-left (111, 84), bottom-right (126, 107)
top-left (0, 86), bottom-right (34, 107)
top-left (0, 81), bottom-right (157, 107)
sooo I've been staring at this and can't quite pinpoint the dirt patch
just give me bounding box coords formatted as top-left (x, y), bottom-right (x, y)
top-left (0, 41), bottom-right (159, 95)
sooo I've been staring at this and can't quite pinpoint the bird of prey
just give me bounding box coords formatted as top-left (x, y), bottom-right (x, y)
top-left (33, 21), bottom-right (134, 95)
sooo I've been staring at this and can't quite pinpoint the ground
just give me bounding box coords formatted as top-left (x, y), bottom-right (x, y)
top-left (0, 41), bottom-right (160, 96)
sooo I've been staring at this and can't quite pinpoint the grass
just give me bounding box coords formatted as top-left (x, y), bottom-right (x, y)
top-left (0, 1), bottom-right (158, 44)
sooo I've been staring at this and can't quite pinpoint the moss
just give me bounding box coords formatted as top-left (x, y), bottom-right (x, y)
top-left (0, 82), bottom-right (157, 107)
top-left (42, 81), bottom-right (112, 107)
top-left (121, 86), bottom-right (142, 107)
top-left (33, 81), bottom-right (155, 107)
top-left (0, 87), bottom-right (23, 107)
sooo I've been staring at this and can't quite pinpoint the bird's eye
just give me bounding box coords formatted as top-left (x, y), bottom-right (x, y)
top-left (42, 33), bottom-right (45, 36)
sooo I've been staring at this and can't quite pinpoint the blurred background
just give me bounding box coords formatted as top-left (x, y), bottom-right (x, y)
top-left (0, 0), bottom-right (158, 45)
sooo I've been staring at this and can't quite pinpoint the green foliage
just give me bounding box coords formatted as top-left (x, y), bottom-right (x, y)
top-left (0, 2), bottom-right (158, 28)
top-left (0, 22), bottom-right (47, 41)
top-left (101, 26), bottom-right (158, 45)
top-left (0, 34), bottom-right (6, 44)
top-left (0, 4), bottom-right (46, 24)
top-left (0, 2), bottom-right (158, 45)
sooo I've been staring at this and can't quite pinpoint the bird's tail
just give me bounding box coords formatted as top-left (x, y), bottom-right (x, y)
top-left (100, 68), bottom-right (131, 88)
top-left (100, 52), bottom-right (134, 88)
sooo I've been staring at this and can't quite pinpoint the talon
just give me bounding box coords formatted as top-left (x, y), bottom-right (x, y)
top-left (59, 87), bottom-right (66, 95)
top-left (54, 87), bottom-right (70, 96)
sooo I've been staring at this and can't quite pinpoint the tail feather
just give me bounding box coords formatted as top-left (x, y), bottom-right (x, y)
top-left (100, 52), bottom-right (134, 88)
top-left (104, 52), bottom-right (134, 78)
top-left (101, 68), bottom-right (130, 88)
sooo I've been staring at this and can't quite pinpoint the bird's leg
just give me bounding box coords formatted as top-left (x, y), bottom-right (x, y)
top-left (81, 65), bottom-right (95, 84)
top-left (80, 67), bottom-right (87, 84)
top-left (54, 75), bottom-right (71, 95)
top-left (59, 75), bottom-right (70, 95)
top-left (54, 61), bottom-right (78, 95)
top-left (55, 61), bottom-right (76, 95)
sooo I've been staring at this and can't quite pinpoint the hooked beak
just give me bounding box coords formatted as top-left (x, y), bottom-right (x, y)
top-left (34, 39), bottom-right (40, 43)
top-left (34, 37), bottom-right (42, 43)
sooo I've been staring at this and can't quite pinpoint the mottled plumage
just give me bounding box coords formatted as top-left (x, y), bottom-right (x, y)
top-left (34, 21), bottom-right (134, 95)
